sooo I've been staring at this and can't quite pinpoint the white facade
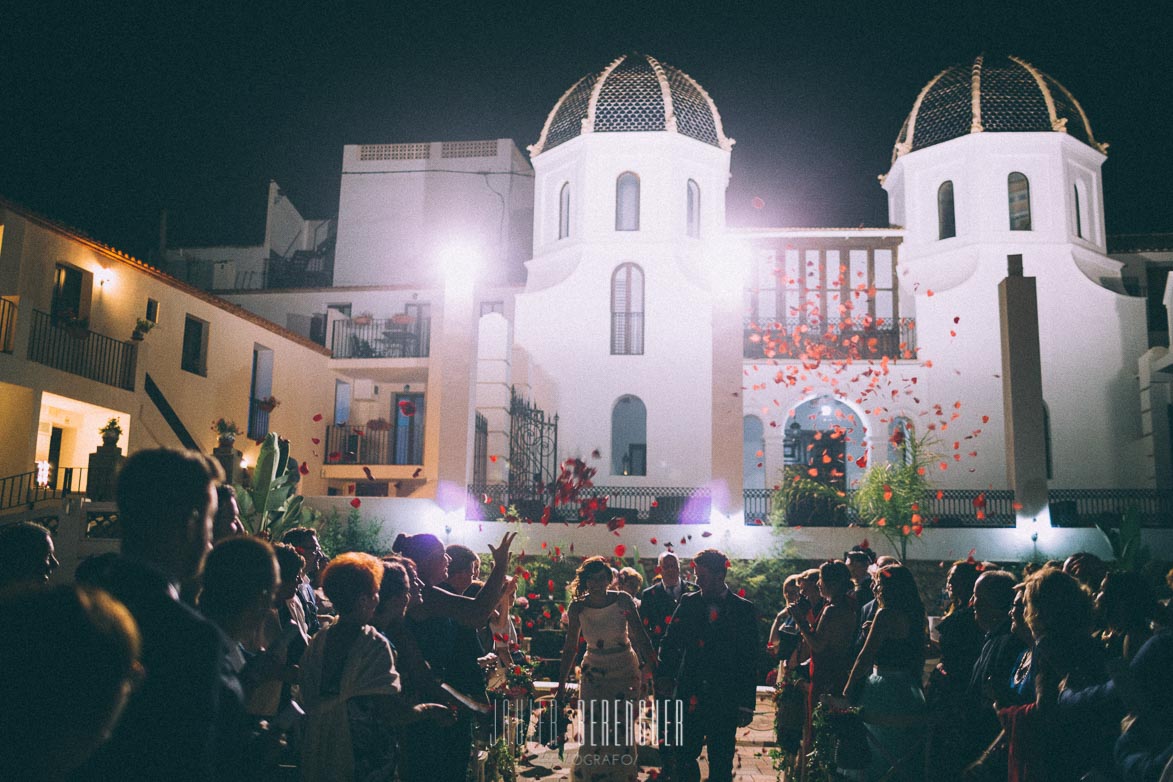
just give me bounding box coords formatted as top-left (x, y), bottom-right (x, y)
top-left (46, 51), bottom-right (1163, 551)
top-left (333, 139), bottom-right (533, 288)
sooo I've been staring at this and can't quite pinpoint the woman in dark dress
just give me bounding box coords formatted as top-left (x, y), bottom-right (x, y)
top-left (925, 560), bottom-right (985, 778)
top-left (844, 564), bottom-right (927, 781)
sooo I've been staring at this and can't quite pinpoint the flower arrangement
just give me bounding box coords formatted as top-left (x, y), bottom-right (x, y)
top-left (491, 662), bottom-right (535, 700)
top-left (390, 312), bottom-right (414, 326)
top-left (99, 418), bottom-right (122, 437)
top-left (352, 311), bottom-right (374, 326)
top-left (257, 395), bottom-right (280, 412)
top-left (211, 418), bottom-right (241, 439)
top-left (365, 417), bottom-right (392, 431)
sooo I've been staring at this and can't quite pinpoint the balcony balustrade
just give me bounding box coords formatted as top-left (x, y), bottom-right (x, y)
top-left (331, 317), bottom-right (431, 359)
top-left (466, 484), bottom-right (712, 524)
top-left (28, 310), bottom-right (135, 390)
top-left (744, 317), bottom-right (916, 362)
top-left (323, 424), bottom-right (422, 466)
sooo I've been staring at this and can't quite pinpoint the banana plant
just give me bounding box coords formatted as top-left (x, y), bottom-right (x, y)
top-left (235, 433), bottom-right (319, 540)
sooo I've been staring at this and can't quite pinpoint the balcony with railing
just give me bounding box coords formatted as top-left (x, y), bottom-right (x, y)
top-left (0, 297), bottom-right (16, 354)
top-left (466, 484), bottom-right (712, 524)
top-left (28, 310), bottom-right (136, 390)
top-left (749, 487), bottom-right (1173, 528)
top-left (331, 317), bottom-right (431, 359)
top-left (323, 424), bottom-right (422, 466)
top-left (744, 317), bottom-right (916, 362)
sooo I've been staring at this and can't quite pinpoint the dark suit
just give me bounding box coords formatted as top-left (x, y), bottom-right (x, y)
top-left (658, 589), bottom-right (758, 782)
top-left (73, 556), bottom-right (230, 782)
top-left (640, 580), bottom-right (697, 650)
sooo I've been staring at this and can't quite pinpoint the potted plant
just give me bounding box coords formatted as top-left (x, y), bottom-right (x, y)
top-left (390, 312), bottom-right (414, 327)
top-left (211, 418), bottom-right (241, 447)
top-left (257, 395), bottom-right (280, 413)
top-left (365, 417), bottom-right (392, 431)
top-left (132, 318), bottom-right (155, 341)
top-left (352, 311), bottom-right (374, 326)
top-left (99, 418), bottom-right (122, 446)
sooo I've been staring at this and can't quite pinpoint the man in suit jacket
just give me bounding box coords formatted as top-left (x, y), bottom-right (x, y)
top-left (639, 551), bottom-right (697, 649)
top-left (656, 549), bottom-right (758, 782)
top-left (74, 449), bottom-right (238, 782)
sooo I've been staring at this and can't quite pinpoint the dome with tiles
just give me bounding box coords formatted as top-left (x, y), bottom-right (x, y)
top-left (892, 55), bottom-right (1105, 163)
top-left (530, 52), bottom-right (732, 156)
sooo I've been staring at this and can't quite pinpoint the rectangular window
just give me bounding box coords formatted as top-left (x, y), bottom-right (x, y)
top-left (145, 298), bottom-right (159, 324)
top-left (334, 380), bottom-right (351, 426)
top-left (393, 393), bottom-right (425, 465)
top-left (52, 264), bottom-right (84, 320)
top-left (180, 316), bottom-right (208, 376)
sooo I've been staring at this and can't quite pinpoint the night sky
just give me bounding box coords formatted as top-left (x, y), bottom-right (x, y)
top-left (2, 1), bottom-right (1169, 261)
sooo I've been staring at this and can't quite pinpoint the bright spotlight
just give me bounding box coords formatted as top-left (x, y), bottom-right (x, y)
top-left (439, 243), bottom-right (482, 292)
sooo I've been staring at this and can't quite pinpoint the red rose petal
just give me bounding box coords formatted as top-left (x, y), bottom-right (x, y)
top-left (350, 498), bottom-right (361, 508)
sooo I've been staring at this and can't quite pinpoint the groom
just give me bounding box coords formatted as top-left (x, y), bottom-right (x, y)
top-left (655, 548), bottom-right (757, 782)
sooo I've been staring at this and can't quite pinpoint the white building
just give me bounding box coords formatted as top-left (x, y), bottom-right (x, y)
top-left (10, 52), bottom-right (1170, 571)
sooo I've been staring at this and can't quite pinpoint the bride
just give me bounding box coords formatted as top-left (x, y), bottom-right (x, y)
top-left (556, 557), bottom-right (658, 781)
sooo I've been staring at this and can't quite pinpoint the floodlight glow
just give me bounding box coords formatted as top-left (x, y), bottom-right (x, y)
top-left (705, 237), bottom-right (752, 300)
top-left (439, 243), bottom-right (482, 292)
top-left (820, 405), bottom-right (832, 417)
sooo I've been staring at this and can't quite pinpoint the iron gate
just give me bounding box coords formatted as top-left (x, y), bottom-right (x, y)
top-left (508, 387), bottom-right (558, 502)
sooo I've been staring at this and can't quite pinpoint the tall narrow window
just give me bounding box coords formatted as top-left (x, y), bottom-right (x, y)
top-left (145, 298), bottom-right (159, 324)
top-left (558, 182), bottom-right (570, 240)
top-left (611, 263), bottom-right (644, 355)
top-left (334, 380), bottom-right (351, 426)
top-left (393, 392), bottom-right (425, 465)
top-left (616, 172), bottom-right (640, 231)
top-left (1008, 172), bottom-right (1031, 231)
top-left (889, 417), bottom-right (914, 466)
top-left (52, 264), bottom-right (84, 321)
top-left (938, 181), bottom-right (956, 239)
top-left (1074, 182), bottom-right (1090, 240)
top-left (248, 346), bottom-right (274, 439)
top-left (686, 179), bottom-right (701, 238)
top-left (180, 315), bottom-right (208, 376)
top-left (1043, 403), bottom-right (1053, 480)
top-left (611, 395), bottom-right (647, 476)
top-left (743, 415), bottom-right (766, 489)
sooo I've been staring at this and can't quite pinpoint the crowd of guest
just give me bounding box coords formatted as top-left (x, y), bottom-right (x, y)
top-left (1, 446), bottom-right (1171, 782)
top-left (764, 548), bottom-right (1173, 781)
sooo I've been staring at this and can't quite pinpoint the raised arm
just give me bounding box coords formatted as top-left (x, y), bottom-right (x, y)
top-left (414, 531), bottom-right (516, 627)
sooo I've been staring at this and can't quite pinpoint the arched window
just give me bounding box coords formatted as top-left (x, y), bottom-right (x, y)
top-left (686, 179), bottom-right (701, 238)
top-left (612, 395), bottom-right (647, 476)
top-left (616, 172), bottom-right (640, 231)
top-left (743, 414), bottom-right (766, 490)
top-left (1008, 172), bottom-right (1032, 231)
top-left (558, 182), bottom-right (570, 240)
top-left (611, 263), bottom-right (644, 355)
top-left (938, 180), bottom-right (956, 240)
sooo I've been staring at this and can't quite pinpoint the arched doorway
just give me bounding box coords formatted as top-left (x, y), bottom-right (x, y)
top-left (783, 396), bottom-right (867, 492)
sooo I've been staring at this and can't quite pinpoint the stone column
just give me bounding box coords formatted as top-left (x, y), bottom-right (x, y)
top-left (710, 250), bottom-right (746, 519)
top-left (998, 254), bottom-right (1049, 528)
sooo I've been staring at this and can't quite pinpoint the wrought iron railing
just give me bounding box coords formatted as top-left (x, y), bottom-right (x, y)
top-left (28, 310), bottom-right (136, 390)
top-left (1048, 489), bottom-right (1173, 528)
top-left (466, 484), bottom-right (711, 524)
top-left (743, 317), bottom-right (916, 361)
top-left (0, 467), bottom-right (88, 512)
top-left (754, 487), bottom-right (1173, 528)
top-left (331, 317), bottom-right (431, 359)
top-left (247, 398), bottom-right (272, 440)
top-left (323, 424), bottom-right (421, 466)
top-left (0, 297), bottom-right (16, 353)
